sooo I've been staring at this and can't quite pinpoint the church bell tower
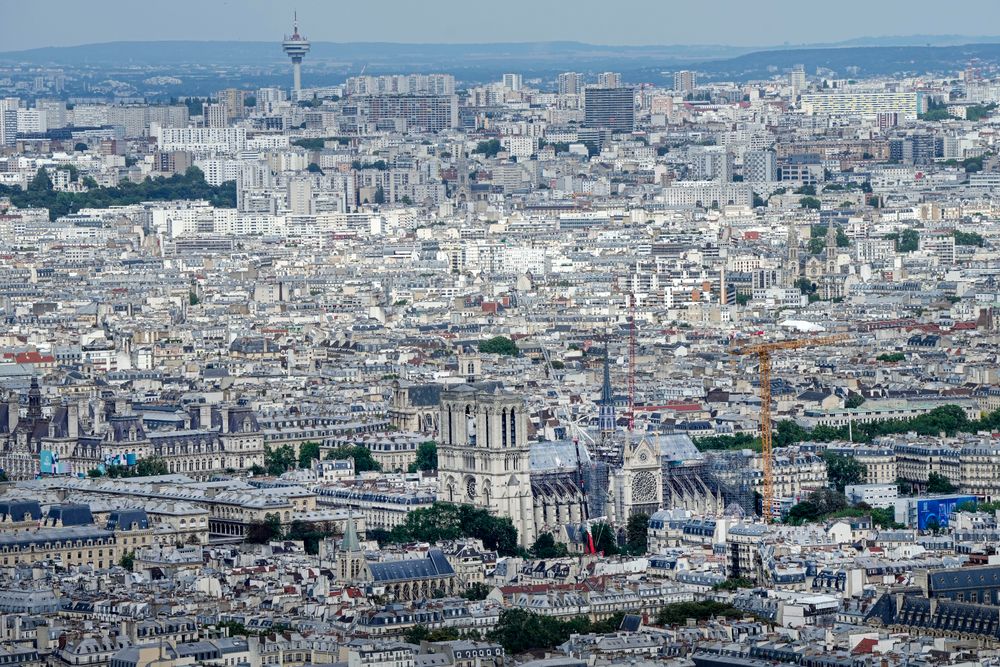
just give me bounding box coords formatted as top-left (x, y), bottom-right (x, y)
top-left (437, 386), bottom-right (537, 547)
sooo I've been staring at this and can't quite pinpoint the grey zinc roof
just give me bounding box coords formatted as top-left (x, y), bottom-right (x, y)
top-left (368, 549), bottom-right (455, 583)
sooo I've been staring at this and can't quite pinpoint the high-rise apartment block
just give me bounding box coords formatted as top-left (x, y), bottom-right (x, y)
top-left (597, 72), bottom-right (622, 88)
top-left (674, 70), bottom-right (696, 92)
top-left (356, 95), bottom-right (459, 132)
top-left (744, 149), bottom-right (778, 182)
top-left (799, 91), bottom-right (921, 118)
top-left (557, 72), bottom-right (582, 95)
top-left (583, 87), bottom-right (635, 133)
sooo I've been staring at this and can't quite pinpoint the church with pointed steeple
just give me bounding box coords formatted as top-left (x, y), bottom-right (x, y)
top-left (335, 512), bottom-right (460, 601)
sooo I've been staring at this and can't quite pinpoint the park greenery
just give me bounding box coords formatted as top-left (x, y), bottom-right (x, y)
top-left (473, 139), bottom-right (502, 158)
top-left (291, 137), bottom-right (351, 150)
top-left (325, 445), bottom-right (382, 472)
top-left (876, 352), bottom-right (906, 363)
top-left (244, 514), bottom-right (343, 554)
top-left (0, 167), bottom-right (236, 221)
top-left (89, 456), bottom-right (169, 479)
top-left (695, 406), bottom-right (1000, 453)
top-left (487, 609), bottom-right (631, 654)
top-left (713, 577), bottom-right (755, 591)
top-left (531, 532), bottom-right (569, 558)
top-left (479, 335), bottom-right (519, 356)
top-left (370, 501), bottom-right (519, 556)
top-left (784, 488), bottom-right (903, 528)
top-left (954, 230), bottom-right (986, 247)
top-left (885, 228), bottom-right (919, 253)
top-left (217, 620), bottom-right (291, 638)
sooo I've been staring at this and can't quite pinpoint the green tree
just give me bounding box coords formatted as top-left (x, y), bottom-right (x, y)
top-left (693, 432), bottom-right (761, 452)
top-left (74, 142), bottom-right (88, 152)
top-left (463, 582), bottom-right (493, 601)
top-left (655, 601), bottom-right (742, 626)
top-left (0, 165), bottom-right (237, 221)
top-left (877, 352), bottom-right (905, 363)
top-left (488, 609), bottom-right (593, 654)
top-left (794, 277), bottom-right (818, 295)
top-left (889, 228), bottom-right (919, 253)
top-left (119, 550), bottom-right (136, 571)
top-left (870, 507), bottom-right (903, 529)
top-left (189, 291), bottom-right (200, 306)
top-left (284, 520), bottom-right (338, 554)
top-left (531, 532), bottom-right (569, 558)
top-left (325, 445), bottom-right (381, 472)
top-left (298, 441), bottom-right (321, 468)
top-left (822, 451), bottom-right (865, 492)
top-left (794, 184), bottom-right (816, 195)
top-left (713, 577), bottom-right (755, 591)
top-left (473, 139), bottom-right (502, 158)
top-left (246, 512), bottom-right (282, 544)
top-left (478, 336), bottom-right (518, 356)
top-left (373, 185), bottom-right (385, 205)
top-left (408, 441), bottom-right (438, 473)
top-left (786, 488), bottom-right (849, 525)
top-left (249, 464), bottom-right (266, 476)
top-left (845, 393), bottom-right (865, 409)
top-left (954, 230), bottom-right (985, 247)
top-left (135, 456), bottom-right (169, 477)
top-left (735, 293), bottom-right (750, 306)
top-left (384, 502), bottom-right (519, 556)
top-left (625, 513), bottom-right (649, 555)
top-left (927, 472), bottom-right (957, 493)
top-left (265, 444), bottom-right (297, 475)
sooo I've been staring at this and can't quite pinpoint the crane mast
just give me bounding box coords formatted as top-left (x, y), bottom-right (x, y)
top-left (730, 334), bottom-right (849, 522)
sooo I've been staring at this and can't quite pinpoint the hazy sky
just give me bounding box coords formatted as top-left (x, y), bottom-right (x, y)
top-left (3, 0), bottom-right (1000, 51)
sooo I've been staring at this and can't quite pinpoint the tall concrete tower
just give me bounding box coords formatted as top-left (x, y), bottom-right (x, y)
top-left (282, 13), bottom-right (310, 97)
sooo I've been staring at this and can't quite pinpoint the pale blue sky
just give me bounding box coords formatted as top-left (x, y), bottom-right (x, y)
top-left (3, 0), bottom-right (1000, 50)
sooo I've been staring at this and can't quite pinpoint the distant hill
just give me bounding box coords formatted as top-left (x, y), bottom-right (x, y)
top-left (0, 40), bottom-right (752, 68)
top-left (688, 43), bottom-right (1000, 80)
top-left (2, 39), bottom-right (1000, 88)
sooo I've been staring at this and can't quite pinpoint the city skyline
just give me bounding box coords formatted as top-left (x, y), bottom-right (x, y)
top-left (4, 0), bottom-right (1000, 52)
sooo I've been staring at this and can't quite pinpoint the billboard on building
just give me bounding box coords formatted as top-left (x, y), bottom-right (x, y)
top-left (916, 496), bottom-right (976, 530)
top-left (40, 450), bottom-right (56, 474)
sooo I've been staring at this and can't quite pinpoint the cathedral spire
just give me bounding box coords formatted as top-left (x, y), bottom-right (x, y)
top-left (598, 341), bottom-right (616, 439)
top-left (786, 221), bottom-right (800, 287)
top-left (341, 511), bottom-right (361, 552)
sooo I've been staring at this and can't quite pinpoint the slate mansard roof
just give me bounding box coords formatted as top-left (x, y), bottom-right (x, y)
top-left (368, 548), bottom-right (455, 583)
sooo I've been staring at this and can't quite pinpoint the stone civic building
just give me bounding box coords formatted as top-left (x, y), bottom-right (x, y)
top-left (0, 380), bottom-right (265, 479)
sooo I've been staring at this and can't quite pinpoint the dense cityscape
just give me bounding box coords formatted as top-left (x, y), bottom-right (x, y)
top-left (2, 5), bottom-right (1000, 667)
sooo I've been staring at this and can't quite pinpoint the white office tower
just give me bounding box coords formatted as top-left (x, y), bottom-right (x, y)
top-left (502, 73), bottom-right (523, 91)
top-left (790, 64), bottom-right (806, 97)
top-left (204, 103), bottom-right (229, 128)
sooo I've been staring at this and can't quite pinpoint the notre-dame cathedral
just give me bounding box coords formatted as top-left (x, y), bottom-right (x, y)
top-left (436, 349), bottom-right (664, 548)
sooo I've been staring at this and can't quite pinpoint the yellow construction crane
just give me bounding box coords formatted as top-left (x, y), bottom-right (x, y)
top-left (730, 334), bottom-right (850, 522)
